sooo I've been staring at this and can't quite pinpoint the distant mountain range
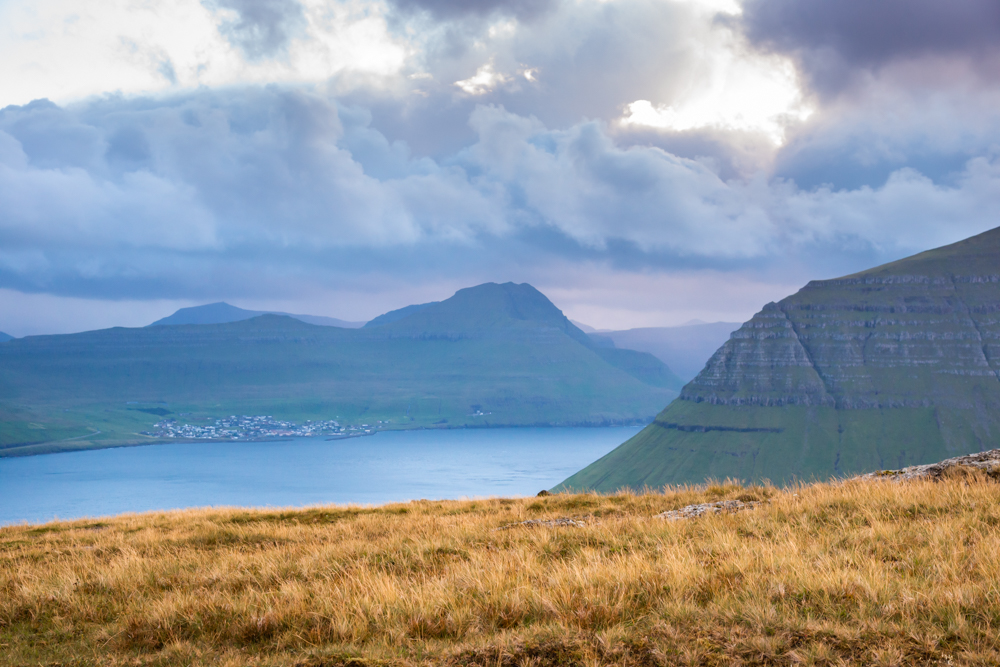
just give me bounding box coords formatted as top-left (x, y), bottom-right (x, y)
top-left (149, 301), bottom-right (733, 381)
top-left (0, 332), bottom-right (12, 342)
top-left (150, 302), bottom-right (365, 328)
top-left (584, 323), bottom-right (740, 381)
top-left (0, 282), bottom-right (682, 456)
top-left (561, 226), bottom-right (1000, 491)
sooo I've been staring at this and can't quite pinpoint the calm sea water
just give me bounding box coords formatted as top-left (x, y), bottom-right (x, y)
top-left (0, 426), bottom-right (639, 525)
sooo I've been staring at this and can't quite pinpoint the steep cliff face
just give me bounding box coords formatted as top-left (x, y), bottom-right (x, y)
top-left (687, 275), bottom-right (1000, 410)
top-left (682, 302), bottom-right (835, 407)
top-left (560, 227), bottom-right (1000, 490)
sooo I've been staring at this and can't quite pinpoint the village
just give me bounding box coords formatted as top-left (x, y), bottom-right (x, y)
top-left (143, 415), bottom-right (379, 440)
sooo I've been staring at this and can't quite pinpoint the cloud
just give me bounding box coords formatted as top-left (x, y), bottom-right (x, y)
top-left (387, 0), bottom-right (556, 22)
top-left (0, 0), bottom-right (409, 107)
top-left (741, 0), bottom-right (1000, 94)
top-left (415, 0), bottom-right (735, 126)
top-left (329, 0), bottom-right (812, 180)
top-left (769, 81), bottom-right (1000, 190)
top-left (208, 0), bottom-right (307, 59)
top-left (454, 58), bottom-right (510, 95)
top-left (461, 105), bottom-right (1000, 265)
top-left (733, 0), bottom-right (1000, 192)
top-left (0, 89), bottom-right (505, 298)
top-left (0, 0), bottom-right (807, 174)
top-left (1, 90), bottom-right (998, 310)
top-left (458, 105), bottom-right (778, 258)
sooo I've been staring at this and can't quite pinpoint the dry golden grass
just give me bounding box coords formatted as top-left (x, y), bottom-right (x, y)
top-left (2, 476), bottom-right (1000, 666)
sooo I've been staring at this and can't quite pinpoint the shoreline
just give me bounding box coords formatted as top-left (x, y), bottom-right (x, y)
top-left (0, 420), bottom-right (651, 459)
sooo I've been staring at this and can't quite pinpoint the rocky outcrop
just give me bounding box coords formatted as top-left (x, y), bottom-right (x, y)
top-left (496, 517), bottom-right (589, 530)
top-left (656, 499), bottom-right (764, 521)
top-left (860, 448), bottom-right (1000, 481)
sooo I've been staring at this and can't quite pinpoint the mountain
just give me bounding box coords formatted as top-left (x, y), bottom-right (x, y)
top-left (365, 283), bottom-right (684, 389)
top-left (591, 322), bottom-right (741, 381)
top-left (150, 302), bottom-right (364, 328)
top-left (0, 332), bottom-right (12, 342)
top-left (570, 320), bottom-right (598, 333)
top-left (372, 283), bottom-right (595, 341)
top-left (0, 283), bottom-right (680, 456)
top-left (560, 227), bottom-right (1000, 491)
top-left (364, 302), bottom-right (437, 328)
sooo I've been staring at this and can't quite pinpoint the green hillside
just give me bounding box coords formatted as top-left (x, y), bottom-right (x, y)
top-left (560, 227), bottom-right (1000, 491)
top-left (0, 283), bottom-right (682, 456)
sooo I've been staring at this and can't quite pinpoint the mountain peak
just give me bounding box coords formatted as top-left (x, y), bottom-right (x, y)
top-left (371, 282), bottom-right (589, 342)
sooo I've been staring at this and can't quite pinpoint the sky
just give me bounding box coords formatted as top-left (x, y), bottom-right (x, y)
top-left (2, 0), bottom-right (999, 336)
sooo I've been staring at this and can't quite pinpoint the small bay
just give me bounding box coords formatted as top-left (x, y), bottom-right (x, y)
top-left (0, 426), bottom-right (639, 525)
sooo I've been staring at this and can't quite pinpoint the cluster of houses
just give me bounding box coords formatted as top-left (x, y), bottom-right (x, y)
top-left (144, 415), bottom-right (344, 440)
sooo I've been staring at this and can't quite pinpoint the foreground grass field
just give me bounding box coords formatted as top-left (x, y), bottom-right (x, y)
top-left (3, 476), bottom-right (1000, 666)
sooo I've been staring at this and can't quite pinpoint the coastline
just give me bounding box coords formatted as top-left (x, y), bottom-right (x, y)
top-left (0, 419), bottom-right (652, 459)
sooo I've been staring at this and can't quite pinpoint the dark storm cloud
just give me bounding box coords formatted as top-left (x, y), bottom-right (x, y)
top-left (741, 0), bottom-right (1000, 94)
top-left (206, 0), bottom-right (306, 59)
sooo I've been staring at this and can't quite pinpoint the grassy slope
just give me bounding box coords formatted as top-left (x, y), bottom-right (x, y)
top-left (558, 403), bottom-right (954, 490)
top-left (0, 284), bottom-right (681, 455)
top-left (562, 228), bottom-right (1000, 490)
top-left (4, 476), bottom-right (1000, 666)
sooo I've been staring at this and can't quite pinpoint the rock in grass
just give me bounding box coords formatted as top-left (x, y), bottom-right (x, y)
top-left (861, 448), bottom-right (1000, 482)
top-left (656, 499), bottom-right (763, 521)
top-left (496, 517), bottom-right (588, 530)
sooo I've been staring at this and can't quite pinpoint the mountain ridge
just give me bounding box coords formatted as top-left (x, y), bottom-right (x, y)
top-left (149, 302), bottom-right (364, 329)
top-left (1, 282), bottom-right (681, 456)
top-left (364, 302), bottom-right (438, 328)
top-left (560, 226), bottom-right (1000, 491)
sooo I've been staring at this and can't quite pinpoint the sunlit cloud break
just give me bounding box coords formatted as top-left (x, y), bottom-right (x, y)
top-left (620, 41), bottom-right (812, 145)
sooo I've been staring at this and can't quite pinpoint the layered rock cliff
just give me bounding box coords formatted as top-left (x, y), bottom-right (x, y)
top-left (560, 227), bottom-right (1000, 490)
top-left (686, 274), bottom-right (1000, 411)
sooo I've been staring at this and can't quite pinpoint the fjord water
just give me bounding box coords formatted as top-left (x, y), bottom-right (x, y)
top-left (0, 426), bottom-right (639, 525)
